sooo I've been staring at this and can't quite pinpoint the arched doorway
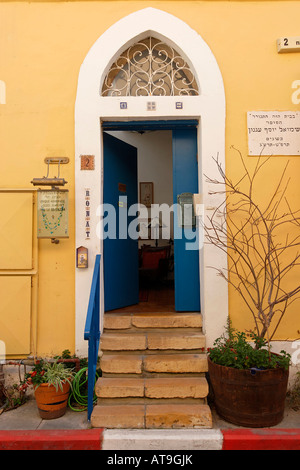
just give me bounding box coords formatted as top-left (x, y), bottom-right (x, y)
top-left (101, 36), bottom-right (201, 314)
top-left (75, 7), bottom-right (227, 355)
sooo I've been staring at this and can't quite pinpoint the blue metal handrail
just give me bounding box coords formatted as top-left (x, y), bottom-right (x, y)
top-left (84, 254), bottom-right (101, 421)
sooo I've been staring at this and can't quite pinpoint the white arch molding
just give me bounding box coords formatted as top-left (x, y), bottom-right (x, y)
top-left (75, 7), bottom-right (228, 355)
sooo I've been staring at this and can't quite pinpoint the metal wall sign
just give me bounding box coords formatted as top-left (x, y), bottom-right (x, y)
top-left (247, 111), bottom-right (300, 156)
top-left (37, 189), bottom-right (69, 238)
top-left (177, 192), bottom-right (196, 228)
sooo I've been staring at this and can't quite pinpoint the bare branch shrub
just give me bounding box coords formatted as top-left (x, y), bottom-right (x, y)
top-left (204, 147), bottom-right (300, 344)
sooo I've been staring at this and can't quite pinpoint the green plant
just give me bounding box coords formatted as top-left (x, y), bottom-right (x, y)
top-left (59, 349), bottom-right (72, 359)
top-left (54, 349), bottom-right (88, 369)
top-left (2, 381), bottom-right (28, 411)
top-left (26, 359), bottom-right (74, 391)
top-left (288, 370), bottom-right (300, 410)
top-left (208, 320), bottom-right (291, 370)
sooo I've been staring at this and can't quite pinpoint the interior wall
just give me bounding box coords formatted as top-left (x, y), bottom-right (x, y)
top-left (107, 130), bottom-right (174, 245)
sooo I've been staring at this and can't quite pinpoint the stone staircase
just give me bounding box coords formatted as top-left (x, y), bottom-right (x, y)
top-left (90, 312), bottom-right (212, 429)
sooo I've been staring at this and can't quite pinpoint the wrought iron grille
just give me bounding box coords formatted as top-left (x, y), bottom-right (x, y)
top-left (101, 37), bottom-right (199, 97)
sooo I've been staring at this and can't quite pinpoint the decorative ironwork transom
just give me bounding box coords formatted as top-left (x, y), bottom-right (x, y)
top-left (101, 37), bottom-right (199, 97)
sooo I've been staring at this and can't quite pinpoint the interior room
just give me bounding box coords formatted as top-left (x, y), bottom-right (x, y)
top-left (106, 129), bottom-right (175, 312)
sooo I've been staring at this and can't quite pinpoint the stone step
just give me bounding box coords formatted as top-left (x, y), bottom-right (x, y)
top-left (144, 354), bottom-right (207, 374)
top-left (101, 333), bottom-right (147, 351)
top-left (100, 332), bottom-right (205, 352)
top-left (103, 312), bottom-right (202, 331)
top-left (146, 404), bottom-right (212, 429)
top-left (91, 404), bottom-right (212, 429)
top-left (101, 354), bottom-right (143, 375)
top-left (147, 332), bottom-right (205, 351)
top-left (91, 405), bottom-right (145, 429)
top-left (95, 311), bottom-right (211, 430)
top-left (95, 377), bottom-right (209, 399)
top-left (96, 377), bottom-right (144, 398)
top-left (100, 353), bottom-right (208, 375)
top-left (146, 377), bottom-right (208, 399)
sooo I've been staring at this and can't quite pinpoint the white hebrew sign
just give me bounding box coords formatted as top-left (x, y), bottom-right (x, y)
top-left (247, 111), bottom-right (300, 156)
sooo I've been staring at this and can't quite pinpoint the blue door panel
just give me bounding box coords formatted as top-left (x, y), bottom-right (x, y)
top-left (172, 128), bottom-right (200, 312)
top-left (103, 132), bottom-right (139, 311)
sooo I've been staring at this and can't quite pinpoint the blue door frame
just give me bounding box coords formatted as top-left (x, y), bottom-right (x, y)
top-left (172, 127), bottom-right (200, 311)
top-left (102, 120), bottom-right (200, 312)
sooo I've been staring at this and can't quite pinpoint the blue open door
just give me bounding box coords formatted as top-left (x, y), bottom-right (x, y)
top-left (172, 128), bottom-right (200, 311)
top-left (102, 122), bottom-right (200, 313)
top-left (103, 132), bottom-right (139, 311)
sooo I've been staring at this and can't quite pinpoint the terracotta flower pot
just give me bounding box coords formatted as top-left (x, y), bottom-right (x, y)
top-left (34, 382), bottom-right (70, 419)
top-left (208, 357), bottom-right (289, 428)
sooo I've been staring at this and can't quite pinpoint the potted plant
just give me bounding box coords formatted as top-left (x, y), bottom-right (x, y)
top-left (26, 359), bottom-right (74, 419)
top-left (204, 149), bottom-right (299, 427)
top-left (207, 321), bottom-right (290, 427)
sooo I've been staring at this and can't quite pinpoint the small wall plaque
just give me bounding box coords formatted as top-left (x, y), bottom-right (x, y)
top-left (81, 155), bottom-right (95, 170)
top-left (247, 111), bottom-right (300, 155)
top-left (76, 246), bottom-right (88, 268)
top-left (37, 189), bottom-right (69, 238)
top-left (277, 37), bottom-right (300, 53)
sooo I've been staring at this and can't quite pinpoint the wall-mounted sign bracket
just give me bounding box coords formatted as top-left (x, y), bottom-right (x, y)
top-left (31, 177), bottom-right (67, 188)
top-left (31, 157), bottom-right (69, 190)
top-left (44, 157), bottom-right (69, 165)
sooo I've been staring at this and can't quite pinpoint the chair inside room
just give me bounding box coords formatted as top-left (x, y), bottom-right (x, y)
top-left (139, 244), bottom-right (171, 286)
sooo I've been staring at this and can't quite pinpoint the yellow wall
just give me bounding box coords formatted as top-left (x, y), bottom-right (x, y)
top-left (0, 1), bottom-right (299, 355)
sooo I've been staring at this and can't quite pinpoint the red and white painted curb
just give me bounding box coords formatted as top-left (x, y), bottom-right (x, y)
top-left (0, 429), bottom-right (103, 450)
top-left (222, 428), bottom-right (300, 450)
top-left (101, 428), bottom-right (300, 451)
top-left (0, 428), bottom-right (299, 450)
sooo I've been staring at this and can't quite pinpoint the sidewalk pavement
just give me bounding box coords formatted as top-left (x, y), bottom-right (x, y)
top-left (0, 396), bottom-right (299, 450)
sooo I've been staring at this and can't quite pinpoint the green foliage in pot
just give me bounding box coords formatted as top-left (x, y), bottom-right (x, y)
top-left (208, 320), bottom-right (291, 370)
top-left (26, 359), bottom-right (74, 391)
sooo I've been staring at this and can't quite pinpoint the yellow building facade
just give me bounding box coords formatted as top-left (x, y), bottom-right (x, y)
top-left (0, 1), bottom-right (299, 369)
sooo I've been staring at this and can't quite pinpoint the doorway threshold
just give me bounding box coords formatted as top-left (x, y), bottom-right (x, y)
top-left (108, 283), bottom-right (175, 314)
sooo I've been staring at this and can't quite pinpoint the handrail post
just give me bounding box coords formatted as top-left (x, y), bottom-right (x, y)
top-left (84, 254), bottom-right (101, 422)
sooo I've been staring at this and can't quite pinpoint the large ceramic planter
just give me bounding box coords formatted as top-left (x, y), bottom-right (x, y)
top-left (208, 357), bottom-right (289, 428)
top-left (34, 382), bottom-right (70, 419)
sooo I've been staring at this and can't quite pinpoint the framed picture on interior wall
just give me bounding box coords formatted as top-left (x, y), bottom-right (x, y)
top-left (140, 182), bottom-right (154, 208)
